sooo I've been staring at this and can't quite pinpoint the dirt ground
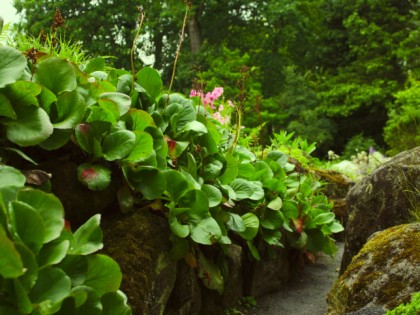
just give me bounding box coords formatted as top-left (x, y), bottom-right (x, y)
top-left (246, 242), bottom-right (344, 315)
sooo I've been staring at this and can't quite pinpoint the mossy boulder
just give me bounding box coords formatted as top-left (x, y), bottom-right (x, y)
top-left (327, 223), bottom-right (420, 315)
top-left (341, 146), bottom-right (420, 273)
top-left (102, 210), bottom-right (177, 315)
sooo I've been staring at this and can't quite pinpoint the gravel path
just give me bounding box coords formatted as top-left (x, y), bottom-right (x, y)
top-left (247, 242), bottom-right (344, 315)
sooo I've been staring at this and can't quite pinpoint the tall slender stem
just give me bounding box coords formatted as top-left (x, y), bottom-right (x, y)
top-left (131, 7), bottom-right (145, 91)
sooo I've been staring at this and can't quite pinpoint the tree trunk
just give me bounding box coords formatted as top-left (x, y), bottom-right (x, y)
top-left (188, 14), bottom-right (202, 54)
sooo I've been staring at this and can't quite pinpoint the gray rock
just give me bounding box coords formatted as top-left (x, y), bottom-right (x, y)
top-left (341, 146), bottom-right (420, 273)
top-left (102, 211), bottom-right (177, 315)
top-left (327, 223), bottom-right (420, 314)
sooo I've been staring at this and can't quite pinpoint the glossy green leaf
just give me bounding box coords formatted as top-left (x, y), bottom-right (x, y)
top-left (5, 105), bottom-right (53, 146)
top-left (39, 128), bottom-right (72, 150)
top-left (226, 213), bottom-right (246, 232)
top-left (230, 178), bottom-right (254, 200)
top-left (313, 212), bottom-right (335, 225)
top-left (69, 214), bottom-right (103, 255)
top-left (136, 67), bottom-right (162, 99)
top-left (77, 163), bottom-right (111, 190)
top-left (260, 209), bottom-right (284, 230)
top-left (126, 109), bottom-right (155, 131)
top-left (248, 181), bottom-right (265, 201)
top-left (86, 106), bottom-right (117, 124)
top-left (197, 252), bottom-right (224, 293)
top-left (0, 93), bottom-right (15, 118)
top-left (29, 267), bottom-right (72, 306)
top-left (123, 165), bottom-right (167, 200)
top-left (14, 243), bottom-right (38, 290)
top-left (219, 153), bottom-right (238, 185)
top-left (0, 46), bottom-right (26, 88)
top-left (53, 91), bottom-right (86, 129)
top-left (261, 229), bottom-right (283, 247)
top-left (163, 170), bottom-right (190, 202)
top-left (10, 200), bottom-right (45, 253)
top-left (39, 86), bottom-right (58, 114)
top-left (57, 256), bottom-right (88, 287)
top-left (123, 130), bottom-right (154, 163)
top-left (169, 214), bottom-right (190, 238)
top-left (327, 221), bottom-right (345, 233)
top-left (75, 122), bottom-right (111, 154)
top-left (247, 241), bottom-right (261, 260)
top-left (13, 278), bottom-right (33, 313)
top-left (5, 81), bottom-right (41, 107)
top-left (0, 165), bottom-right (26, 188)
top-left (289, 231), bottom-right (308, 249)
top-left (38, 240), bottom-right (70, 267)
top-left (0, 225), bottom-right (24, 278)
top-left (17, 189), bottom-right (65, 243)
top-left (282, 200), bottom-right (299, 219)
top-left (237, 213), bottom-right (259, 241)
top-left (267, 196), bottom-right (283, 211)
top-left (201, 184), bottom-right (222, 207)
top-left (102, 291), bottom-right (132, 315)
top-left (34, 57), bottom-right (77, 94)
top-left (237, 162), bottom-right (255, 180)
top-left (178, 189), bottom-right (209, 215)
top-left (102, 130), bottom-right (136, 161)
top-left (98, 92), bottom-right (131, 117)
top-left (190, 217), bottom-right (222, 245)
top-left (182, 121), bottom-right (208, 134)
top-left (202, 159), bottom-right (223, 181)
top-left (83, 58), bottom-right (106, 73)
top-left (84, 254), bottom-right (122, 297)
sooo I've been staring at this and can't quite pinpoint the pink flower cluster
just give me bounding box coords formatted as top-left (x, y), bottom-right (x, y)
top-left (190, 87), bottom-right (234, 125)
top-left (190, 87), bottom-right (224, 109)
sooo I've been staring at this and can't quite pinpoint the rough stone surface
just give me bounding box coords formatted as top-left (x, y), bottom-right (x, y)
top-left (164, 261), bottom-right (202, 315)
top-left (327, 223), bottom-right (420, 315)
top-left (102, 211), bottom-right (177, 315)
top-left (341, 146), bottom-right (420, 273)
top-left (245, 239), bottom-right (291, 298)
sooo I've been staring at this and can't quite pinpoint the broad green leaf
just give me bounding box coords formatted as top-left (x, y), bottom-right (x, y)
top-left (83, 58), bottom-right (106, 74)
top-left (230, 178), bottom-right (254, 200)
top-left (247, 241), bottom-right (260, 260)
top-left (169, 214), bottom-right (190, 238)
top-left (226, 213), bottom-right (246, 232)
top-left (14, 278), bottom-right (33, 313)
top-left (98, 92), bottom-right (131, 117)
top-left (77, 163), bottom-right (111, 191)
top-left (163, 170), bottom-right (190, 202)
top-left (69, 214), bottom-right (103, 255)
top-left (102, 130), bottom-right (136, 161)
top-left (260, 209), bottom-right (284, 230)
top-left (0, 225), bottom-right (24, 278)
top-left (17, 189), bottom-right (65, 243)
top-left (178, 189), bottom-right (209, 215)
top-left (144, 126), bottom-right (164, 150)
top-left (190, 217), bottom-right (222, 245)
top-left (186, 152), bottom-right (197, 178)
top-left (300, 182), bottom-right (312, 197)
top-left (53, 91), bottom-right (86, 129)
top-left (38, 240), bottom-right (70, 267)
top-left (0, 46), bottom-right (26, 88)
top-left (10, 201), bottom-right (45, 253)
top-left (34, 57), bottom-right (77, 94)
top-left (57, 256), bottom-right (88, 287)
top-left (201, 185), bottom-right (222, 207)
top-left (123, 165), bottom-right (167, 200)
top-left (0, 165), bottom-right (25, 188)
top-left (39, 86), bottom-right (58, 114)
top-left (29, 267), bottom-right (72, 306)
top-left (327, 221), bottom-right (345, 233)
top-left (86, 106), bottom-right (117, 124)
top-left (289, 231), bottom-right (308, 249)
top-left (237, 162), bottom-right (255, 180)
top-left (234, 146), bottom-right (256, 162)
top-left (237, 213), bottom-right (259, 241)
top-left (5, 105), bottom-right (53, 146)
top-left (75, 122), bottom-right (111, 154)
top-left (126, 109), bottom-right (154, 131)
top-left (136, 67), bottom-right (162, 98)
top-left (0, 93), bottom-right (15, 118)
top-left (248, 181), bottom-right (265, 201)
top-left (266, 151), bottom-right (288, 167)
top-left (102, 291), bottom-right (132, 315)
top-left (182, 121), bottom-right (208, 134)
top-left (267, 196), bottom-right (283, 211)
top-left (197, 253), bottom-right (224, 293)
top-left (254, 160), bottom-right (274, 181)
top-left (261, 229), bottom-right (283, 247)
top-left (124, 130), bottom-right (154, 163)
top-left (5, 81), bottom-right (41, 108)
top-left (14, 243), bottom-right (38, 290)
top-left (313, 212), bottom-right (335, 225)
top-left (39, 128), bottom-right (72, 150)
top-left (202, 159), bottom-right (223, 181)
top-left (282, 200), bottom-right (299, 219)
top-left (219, 153), bottom-right (238, 185)
top-left (84, 254), bottom-right (122, 297)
